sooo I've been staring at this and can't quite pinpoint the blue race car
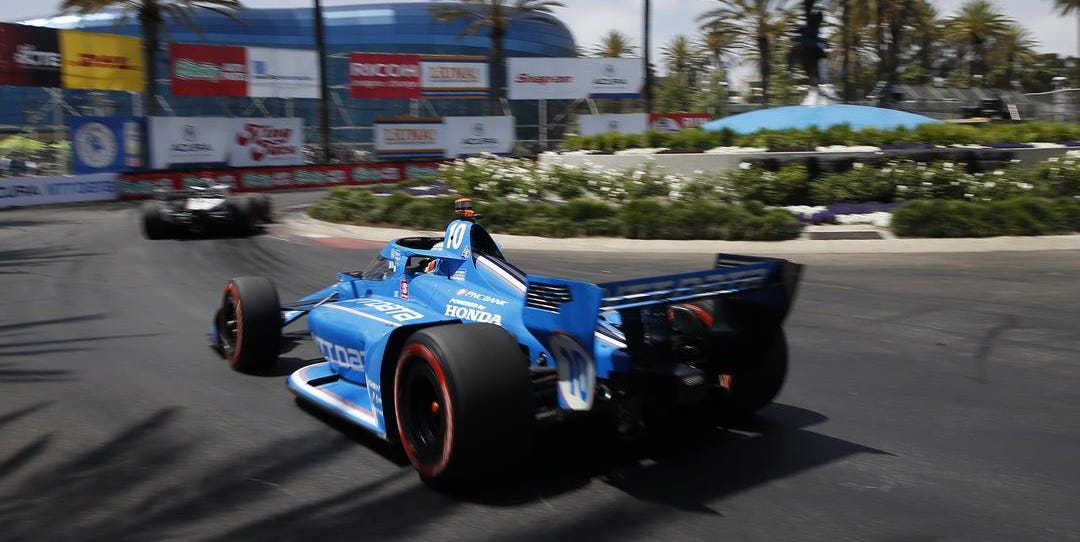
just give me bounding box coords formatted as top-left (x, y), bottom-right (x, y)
top-left (211, 199), bottom-right (802, 482)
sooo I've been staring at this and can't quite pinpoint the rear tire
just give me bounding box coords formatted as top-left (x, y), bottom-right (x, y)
top-left (215, 276), bottom-right (281, 373)
top-left (141, 202), bottom-right (170, 239)
top-left (228, 198), bottom-right (257, 236)
top-left (254, 194), bottom-right (273, 223)
top-left (393, 324), bottom-right (534, 482)
top-left (720, 329), bottom-right (788, 417)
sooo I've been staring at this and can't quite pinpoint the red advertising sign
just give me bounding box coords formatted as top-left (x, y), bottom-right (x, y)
top-left (117, 162), bottom-right (443, 200)
top-left (349, 53), bottom-right (422, 99)
top-left (648, 113), bottom-right (714, 132)
top-left (170, 43), bottom-right (247, 97)
top-left (0, 23), bottom-right (61, 87)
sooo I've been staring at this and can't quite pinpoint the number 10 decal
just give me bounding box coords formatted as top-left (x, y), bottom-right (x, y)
top-left (548, 331), bottom-right (595, 411)
top-left (446, 222), bottom-right (467, 251)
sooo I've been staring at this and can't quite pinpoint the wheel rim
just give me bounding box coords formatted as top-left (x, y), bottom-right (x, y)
top-left (395, 344), bottom-right (454, 478)
top-left (219, 286), bottom-right (242, 363)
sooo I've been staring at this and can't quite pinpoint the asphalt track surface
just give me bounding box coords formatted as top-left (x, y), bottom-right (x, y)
top-left (1, 191), bottom-right (1078, 542)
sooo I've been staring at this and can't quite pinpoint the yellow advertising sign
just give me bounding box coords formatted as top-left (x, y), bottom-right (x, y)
top-left (60, 30), bottom-right (143, 91)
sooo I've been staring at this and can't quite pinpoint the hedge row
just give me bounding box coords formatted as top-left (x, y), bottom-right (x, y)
top-left (891, 197), bottom-right (1080, 237)
top-left (562, 121), bottom-right (1080, 153)
top-left (307, 188), bottom-right (802, 241)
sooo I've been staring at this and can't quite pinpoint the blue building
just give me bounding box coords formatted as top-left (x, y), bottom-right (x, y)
top-left (4, 2), bottom-right (576, 145)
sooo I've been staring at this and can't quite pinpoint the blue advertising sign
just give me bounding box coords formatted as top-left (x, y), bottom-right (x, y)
top-left (71, 116), bottom-right (144, 174)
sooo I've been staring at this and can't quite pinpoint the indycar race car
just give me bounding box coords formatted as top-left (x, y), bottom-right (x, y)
top-left (210, 200), bottom-right (802, 482)
top-left (141, 184), bottom-right (272, 239)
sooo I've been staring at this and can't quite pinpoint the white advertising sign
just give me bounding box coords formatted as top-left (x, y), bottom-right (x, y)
top-left (149, 116), bottom-right (231, 170)
top-left (421, 58), bottom-right (489, 98)
top-left (444, 116), bottom-right (515, 157)
top-left (247, 47), bottom-right (320, 99)
top-left (578, 114), bottom-right (649, 136)
top-left (508, 57), bottom-right (643, 100)
top-left (374, 118), bottom-right (445, 159)
top-left (0, 173), bottom-right (117, 208)
top-left (230, 118), bottom-right (305, 167)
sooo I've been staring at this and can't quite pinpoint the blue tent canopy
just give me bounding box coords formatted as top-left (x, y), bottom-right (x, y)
top-left (701, 104), bottom-right (941, 134)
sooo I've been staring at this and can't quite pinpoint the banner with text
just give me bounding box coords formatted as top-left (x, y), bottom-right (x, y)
top-left (0, 23), bottom-right (61, 87)
top-left (508, 57), bottom-right (643, 100)
top-left (71, 116), bottom-right (145, 174)
top-left (648, 113), bottom-right (714, 132)
top-left (374, 117), bottom-right (445, 160)
top-left (350, 53), bottom-right (422, 99)
top-left (0, 173), bottom-right (117, 208)
top-left (444, 116), bottom-right (515, 157)
top-left (170, 43), bottom-right (247, 97)
top-left (230, 118), bottom-right (305, 167)
top-left (420, 55), bottom-right (489, 98)
top-left (60, 30), bottom-right (143, 91)
top-left (246, 47), bottom-right (319, 99)
top-left (117, 162), bottom-right (443, 200)
top-left (149, 116), bottom-right (305, 169)
top-left (578, 114), bottom-right (648, 136)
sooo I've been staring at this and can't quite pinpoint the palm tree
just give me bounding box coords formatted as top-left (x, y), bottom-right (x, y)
top-left (945, 0), bottom-right (1009, 85)
top-left (904, 0), bottom-right (942, 83)
top-left (1049, 0), bottom-right (1080, 57)
top-left (991, 23), bottom-right (1038, 87)
top-left (697, 0), bottom-right (791, 105)
top-left (430, 0), bottom-right (565, 111)
top-left (700, 21), bottom-right (740, 70)
top-left (60, 0), bottom-right (243, 116)
top-left (592, 30), bottom-right (637, 58)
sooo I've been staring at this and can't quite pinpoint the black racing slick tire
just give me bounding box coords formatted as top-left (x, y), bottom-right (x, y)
top-left (228, 198), bottom-right (257, 236)
top-left (215, 276), bottom-right (281, 373)
top-left (141, 201), bottom-right (170, 239)
top-left (254, 194), bottom-right (273, 223)
top-left (393, 324), bottom-right (534, 483)
top-left (720, 329), bottom-right (788, 417)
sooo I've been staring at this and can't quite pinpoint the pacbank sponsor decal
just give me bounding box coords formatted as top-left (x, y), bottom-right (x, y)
top-left (444, 289), bottom-right (508, 325)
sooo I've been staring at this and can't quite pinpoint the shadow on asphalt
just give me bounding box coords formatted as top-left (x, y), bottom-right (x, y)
top-left (0, 402), bottom-right (886, 541)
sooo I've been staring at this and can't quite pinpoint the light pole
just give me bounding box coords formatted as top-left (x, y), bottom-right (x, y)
top-left (643, 0), bottom-right (652, 113)
top-left (314, 0), bottom-right (331, 163)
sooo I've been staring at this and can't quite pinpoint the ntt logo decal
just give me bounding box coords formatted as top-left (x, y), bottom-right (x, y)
top-left (350, 63), bottom-right (420, 78)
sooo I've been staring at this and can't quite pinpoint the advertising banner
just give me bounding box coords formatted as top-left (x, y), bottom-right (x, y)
top-left (246, 47), bottom-right (319, 99)
top-left (170, 43), bottom-right (247, 97)
top-left (148, 116), bottom-right (232, 170)
top-left (648, 113), bottom-right (714, 132)
top-left (349, 53), bottom-right (422, 99)
top-left (444, 116), bottom-right (515, 157)
top-left (374, 117), bottom-right (444, 160)
top-left (0, 173), bottom-right (117, 208)
top-left (578, 114), bottom-right (648, 136)
top-left (0, 23), bottom-right (61, 87)
top-left (60, 30), bottom-right (143, 91)
top-left (71, 116), bottom-right (145, 174)
top-left (230, 118), bottom-right (305, 167)
top-left (420, 56), bottom-right (489, 98)
top-left (508, 57), bottom-right (643, 100)
top-left (117, 161), bottom-right (442, 200)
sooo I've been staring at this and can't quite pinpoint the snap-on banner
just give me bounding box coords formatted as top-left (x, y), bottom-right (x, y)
top-left (0, 173), bottom-right (118, 208)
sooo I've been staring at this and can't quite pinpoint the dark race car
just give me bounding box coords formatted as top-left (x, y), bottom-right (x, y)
top-left (210, 200), bottom-right (803, 482)
top-left (141, 184), bottom-right (272, 239)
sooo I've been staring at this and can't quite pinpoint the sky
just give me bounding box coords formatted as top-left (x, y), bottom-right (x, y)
top-left (0, 0), bottom-right (1075, 66)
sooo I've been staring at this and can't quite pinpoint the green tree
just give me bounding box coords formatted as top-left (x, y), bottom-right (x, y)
top-left (944, 0), bottom-right (1010, 85)
top-left (990, 23), bottom-right (1038, 88)
top-left (698, 0), bottom-right (792, 105)
top-left (592, 30), bottom-right (637, 58)
top-left (60, 0), bottom-right (242, 116)
top-left (657, 35), bottom-right (702, 111)
top-left (430, 0), bottom-right (565, 111)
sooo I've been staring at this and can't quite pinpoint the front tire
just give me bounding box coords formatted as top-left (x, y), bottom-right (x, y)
top-left (393, 324), bottom-right (534, 482)
top-left (215, 276), bottom-right (281, 373)
top-left (141, 202), bottom-right (170, 239)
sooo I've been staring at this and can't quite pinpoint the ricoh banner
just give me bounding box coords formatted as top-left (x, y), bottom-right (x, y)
top-left (60, 30), bottom-right (143, 91)
top-left (444, 116), bottom-right (515, 157)
top-left (0, 23), bottom-right (61, 87)
top-left (350, 53), bottom-right (489, 99)
top-left (508, 57), bottom-right (643, 100)
top-left (170, 43), bottom-right (247, 97)
top-left (578, 114), bottom-right (649, 136)
top-left (374, 117), bottom-right (445, 160)
top-left (0, 173), bottom-right (117, 208)
top-left (149, 116), bottom-right (305, 169)
top-left (247, 47), bottom-right (319, 99)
